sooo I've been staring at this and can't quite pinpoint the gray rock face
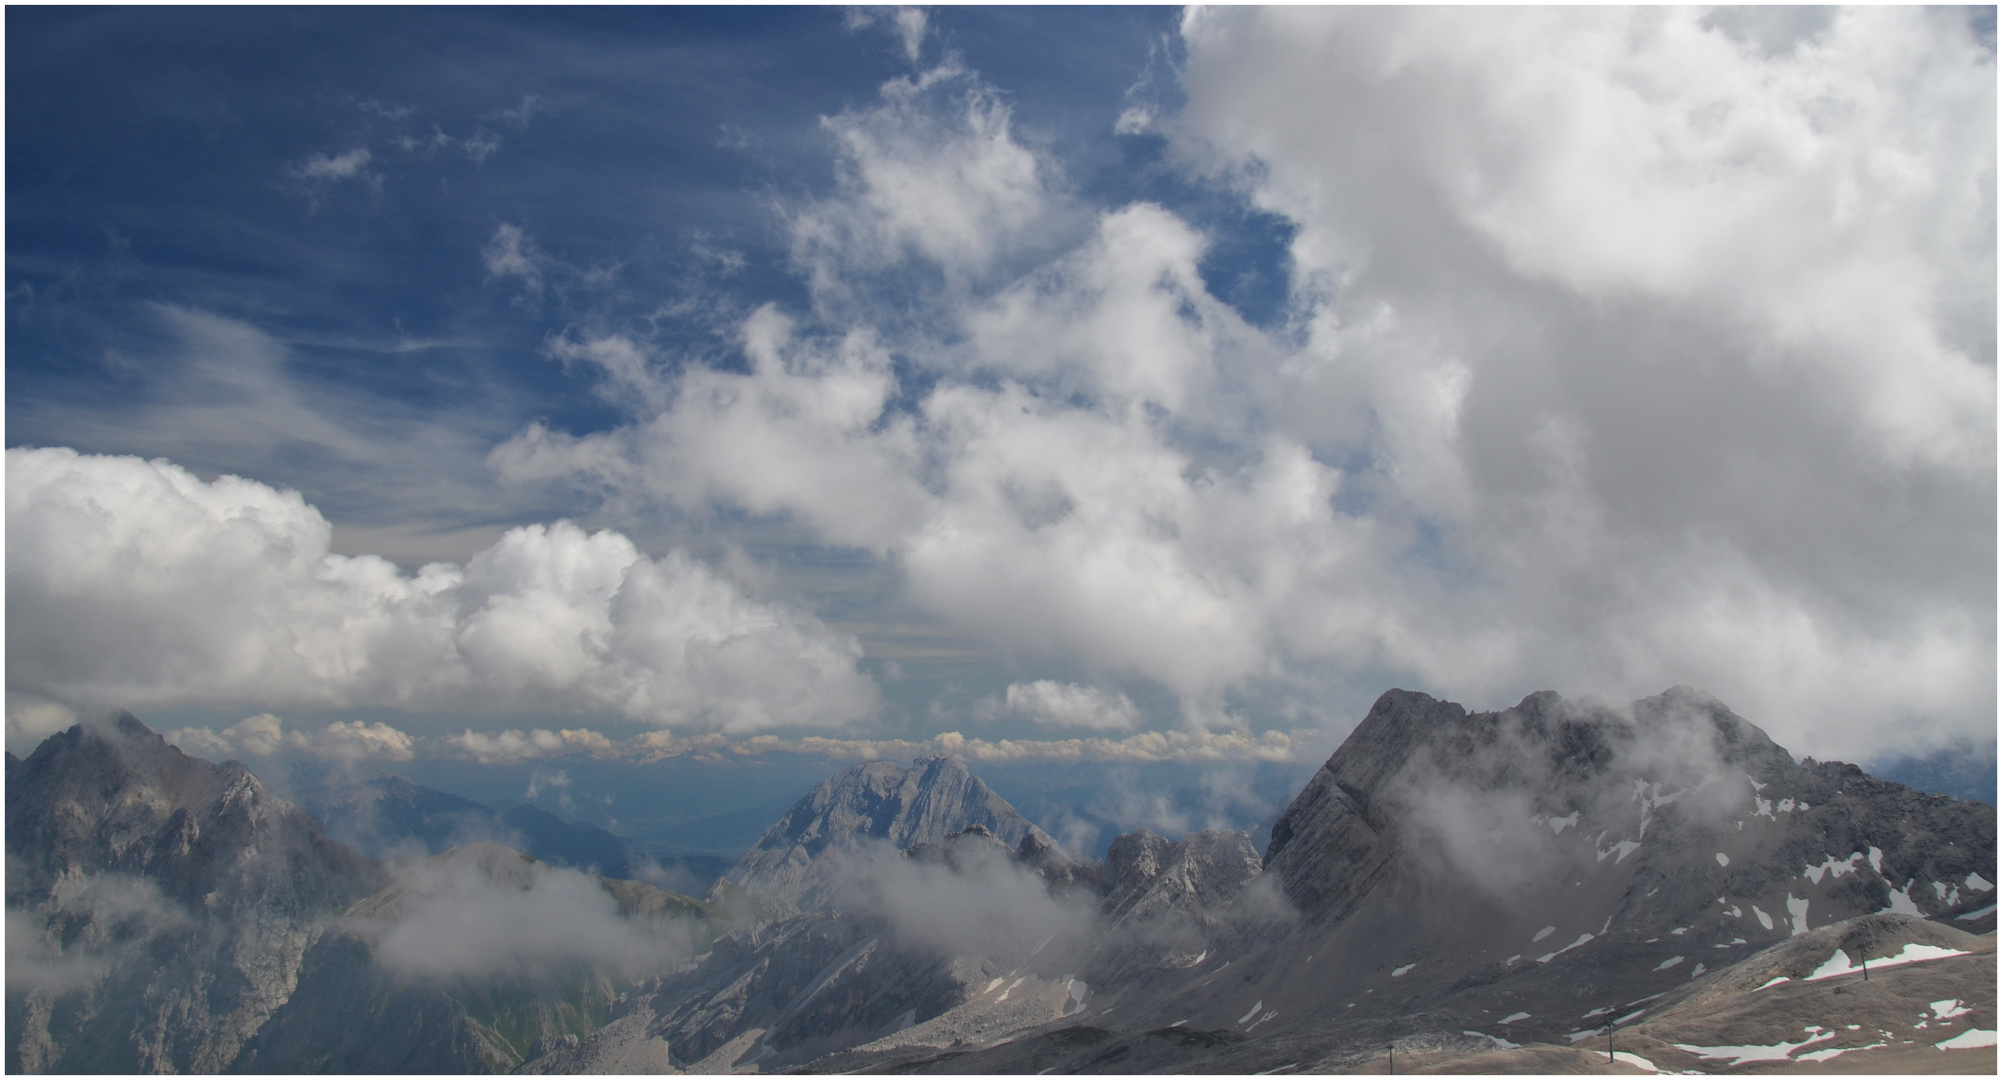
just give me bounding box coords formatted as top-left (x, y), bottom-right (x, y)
top-left (1264, 687), bottom-right (1995, 944)
top-left (4, 714), bottom-right (385, 1073)
top-left (718, 754), bottom-right (1056, 910)
top-left (1100, 827), bottom-right (1263, 927)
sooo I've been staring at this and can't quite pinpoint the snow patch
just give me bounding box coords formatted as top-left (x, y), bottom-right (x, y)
top-left (1673, 1031), bottom-right (1834, 1065)
top-left (1931, 999), bottom-right (1971, 1020)
top-left (1547, 811), bottom-right (1580, 835)
top-left (1715, 852), bottom-right (1729, 867)
top-left (1391, 963), bottom-right (1416, 977)
top-left (1499, 1012), bottom-right (1530, 1025)
top-left (1654, 956), bottom-right (1684, 971)
top-left (1956, 904), bottom-right (1995, 921)
top-left (1611, 1050), bottom-right (1658, 1072)
top-left (1688, 962), bottom-right (1705, 979)
top-left (1752, 905), bottom-right (1774, 930)
top-left (1805, 942), bottom-right (1969, 982)
top-left (984, 977), bottom-right (1004, 993)
top-left (1237, 1000), bottom-right (1263, 1025)
top-left (1937, 1030), bottom-right (1998, 1050)
top-left (1786, 893), bottom-right (1810, 935)
top-left (1798, 1043), bottom-right (1885, 1063)
top-left (1596, 838), bottom-right (1640, 863)
top-left (1867, 846), bottom-right (1884, 873)
top-left (1536, 933), bottom-right (1594, 963)
top-left (1881, 881), bottom-right (1925, 917)
top-left (1463, 1031), bottom-right (1521, 1050)
top-left (1532, 926), bottom-right (1556, 942)
top-left (1803, 852), bottom-right (1862, 884)
top-left (1755, 976), bottom-right (1790, 991)
top-left (1967, 872), bottom-right (1994, 893)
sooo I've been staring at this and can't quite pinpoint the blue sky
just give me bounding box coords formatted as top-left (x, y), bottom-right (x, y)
top-left (7, 7), bottom-right (1995, 778)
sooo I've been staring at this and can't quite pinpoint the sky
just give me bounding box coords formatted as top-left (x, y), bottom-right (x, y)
top-left (6, 6), bottom-right (1996, 782)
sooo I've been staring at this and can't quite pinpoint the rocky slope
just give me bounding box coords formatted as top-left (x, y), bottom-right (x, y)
top-left (4, 714), bottom-right (386, 1073)
top-left (717, 753), bottom-right (1058, 911)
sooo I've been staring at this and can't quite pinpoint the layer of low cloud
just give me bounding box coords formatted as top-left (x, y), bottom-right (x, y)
top-left (492, 14), bottom-right (1994, 761)
top-left (7, 447), bottom-right (879, 734)
top-left (162, 713), bottom-right (1303, 767)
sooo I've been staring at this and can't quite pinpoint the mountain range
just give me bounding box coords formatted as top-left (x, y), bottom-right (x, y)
top-left (5, 687), bottom-right (1994, 1073)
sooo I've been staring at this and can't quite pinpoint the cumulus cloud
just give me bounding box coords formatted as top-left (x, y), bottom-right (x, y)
top-left (164, 714), bottom-right (415, 762)
top-left (497, 11), bottom-right (1991, 760)
top-left (7, 447), bottom-right (879, 733)
top-left (985, 680), bottom-right (1142, 732)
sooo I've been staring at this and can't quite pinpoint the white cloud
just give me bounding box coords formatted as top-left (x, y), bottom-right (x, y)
top-left (365, 852), bottom-right (693, 982)
top-left (482, 222), bottom-right (545, 292)
top-left (7, 447), bottom-right (879, 733)
top-left (165, 714), bottom-right (416, 763)
top-left (844, 7), bottom-right (933, 66)
top-left (292, 147), bottom-right (372, 182)
top-left (986, 680), bottom-right (1143, 732)
top-left (489, 14), bottom-right (1996, 761)
top-left (790, 58), bottom-right (1051, 296)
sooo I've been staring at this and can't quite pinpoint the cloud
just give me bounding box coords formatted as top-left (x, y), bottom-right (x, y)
top-left (845, 6), bottom-right (931, 65)
top-left (482, 222), bottom-right (546, 292)
top-left (164, 714), bottom-right (415, 762)
top-left (8, 447), bottom-right (880, 733)
top-left (292, 147), bottom-right (373, 182)
top-left (986, 680), bottom-right (1142, 732)
top-left (503, 11), bottom-right (1992, 761)
top-left (789, 57), bottom-right (1053, 298)
top-left (364, 853), bottom-right (693, 982)
top-left (823, 838), bottom-right (1095, 965)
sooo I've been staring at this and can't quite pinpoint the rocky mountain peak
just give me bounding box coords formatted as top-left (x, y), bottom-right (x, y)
top-left (717, 754), bottom-right (1057, 911)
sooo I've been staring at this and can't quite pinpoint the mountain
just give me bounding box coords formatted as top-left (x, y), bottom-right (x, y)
top-left (275, 762), bottom-right (654, 880)
top-left (766, 687), bottom-right (1996, 1074)
top-left (4, 714), bottom-right (386, 1073)
top-left (717, 753), bottom-right (1059, 911)
top-left (230, 842), bottom-right (713, 1073)
top-left (278, 763), bottom-right (503, 859)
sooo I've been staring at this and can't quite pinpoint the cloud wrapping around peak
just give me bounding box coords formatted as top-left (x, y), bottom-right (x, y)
top-left (8, 447), bottom-right (879, 732)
